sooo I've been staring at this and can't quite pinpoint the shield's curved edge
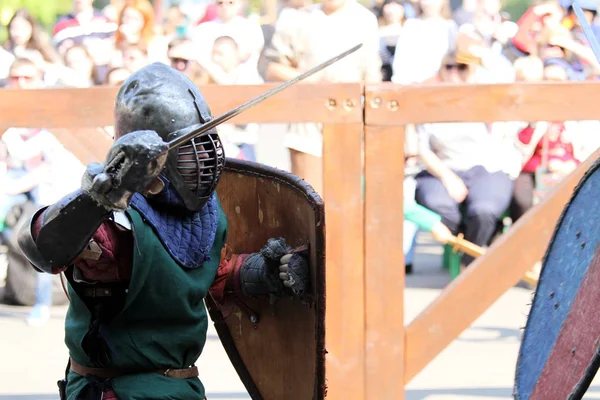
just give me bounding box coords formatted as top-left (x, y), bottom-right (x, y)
top-left (514, 157), bottom-right (600, 399)
top-left (206, 157), bottom-right (326, 400)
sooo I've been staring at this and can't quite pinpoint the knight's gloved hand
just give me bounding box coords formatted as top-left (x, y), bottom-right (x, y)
top-left (82, 130), bottom-right (168, 211)
top-left (240, 238), bottom-right (310, 298)
top-left (278, 253), bottom-right (309, 295)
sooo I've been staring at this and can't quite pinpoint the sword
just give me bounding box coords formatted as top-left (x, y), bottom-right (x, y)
top-left (167, 43), bottom-right (363, 150)
top-left (572, 2), bottom-right (600, 63)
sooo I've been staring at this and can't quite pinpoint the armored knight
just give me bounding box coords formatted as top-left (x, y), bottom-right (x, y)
top-left (17, 63), bottom-right (310, 400)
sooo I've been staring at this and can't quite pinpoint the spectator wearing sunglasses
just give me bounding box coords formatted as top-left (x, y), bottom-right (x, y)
top-left (5, 57), bottom-right (41, 89)
top-left (414, 50), bottom-right (522, 269)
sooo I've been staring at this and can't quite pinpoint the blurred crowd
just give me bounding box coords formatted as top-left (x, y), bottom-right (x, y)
top-left (2, 0), bottom-right (600, 324)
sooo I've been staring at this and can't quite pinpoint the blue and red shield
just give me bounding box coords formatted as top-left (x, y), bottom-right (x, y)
top-left (515, 159), bottom-right (600, 399)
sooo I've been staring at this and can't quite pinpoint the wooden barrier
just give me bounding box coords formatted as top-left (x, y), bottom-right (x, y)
top-left (365, 81), bottom-right (600, 393)
top-left (2, 81), bottom-right (600, 399)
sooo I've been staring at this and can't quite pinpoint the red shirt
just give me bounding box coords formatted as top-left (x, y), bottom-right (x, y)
top-left (518, 123), bottom-right (579, 173)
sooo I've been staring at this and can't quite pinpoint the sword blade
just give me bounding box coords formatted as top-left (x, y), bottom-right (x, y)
top-left (166, 43), bottom-right (363, 150)
top-left (572, 2), bottom-right (600, 64)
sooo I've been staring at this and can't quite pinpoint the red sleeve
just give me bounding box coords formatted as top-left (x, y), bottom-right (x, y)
top-left (517, 125), bottom-right (535, 145)
top-left (209, 244), bottom-right (250, 306)
top-left (32, 210), bottom-right (133, 281)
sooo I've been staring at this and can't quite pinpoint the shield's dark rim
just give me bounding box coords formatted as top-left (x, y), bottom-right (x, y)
top-left (206, 157), bottom-right (326, 400)
top-left (514, 158), bottom-right (600, 400)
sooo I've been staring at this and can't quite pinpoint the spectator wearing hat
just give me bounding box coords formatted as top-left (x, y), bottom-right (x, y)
top-left (454, 29), bottom-right (515, 82)
top-left (414, 49), bottom-right (521, 268)
top-left (53, 0), bottom-right (117, 55)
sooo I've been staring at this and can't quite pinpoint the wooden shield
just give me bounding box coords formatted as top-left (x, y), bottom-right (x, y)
top-left (208, 158), bottom-right (326, 400)
top-left (515, 158), bottom-right (600, 400)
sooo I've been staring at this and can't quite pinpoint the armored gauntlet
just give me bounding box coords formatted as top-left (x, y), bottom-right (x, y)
top-left (240, 238), bottom-right (310, 297)
top-left (82, 130), bottom-right (169, 211)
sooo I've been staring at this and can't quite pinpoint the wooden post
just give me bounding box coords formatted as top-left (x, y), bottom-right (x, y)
top-left (364, 125), bottom-right (406, 398)
top-left (322, 123), bottom-right (365, 399)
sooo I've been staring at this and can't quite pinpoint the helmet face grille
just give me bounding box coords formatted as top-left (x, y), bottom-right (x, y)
top-left (176, 132), bottom-right (224, 199)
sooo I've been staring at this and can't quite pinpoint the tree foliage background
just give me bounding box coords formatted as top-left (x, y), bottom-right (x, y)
top-left (0, 0), bottom-right (113, 42)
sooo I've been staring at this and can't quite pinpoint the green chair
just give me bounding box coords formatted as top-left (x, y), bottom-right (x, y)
top-left (443, 209), bottom-right (512, 280)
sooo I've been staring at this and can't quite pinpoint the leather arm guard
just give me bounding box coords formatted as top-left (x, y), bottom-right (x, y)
top-left (17, 188), bottom-right (112, 274)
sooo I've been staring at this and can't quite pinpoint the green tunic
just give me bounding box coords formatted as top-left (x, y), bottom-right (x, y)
top-left (64, 199), bottom-right (228, 400)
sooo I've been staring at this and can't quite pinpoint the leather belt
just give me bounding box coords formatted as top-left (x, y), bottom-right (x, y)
top-left (69, 358), bottom-right (199, 380)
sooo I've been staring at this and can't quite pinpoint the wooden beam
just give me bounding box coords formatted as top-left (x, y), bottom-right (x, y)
top-left (364, 125), bottom-right (405, 398)
top-left (0, 83), bottom-right (362, 129)
top-left (404, 148), bottom-right (600, 383)
top-left (46, 129), bottom-right (107, 166)
top-left (322, 123), bottom-right (365, 400)
top-left (365, 82), bottom-right (600, 125)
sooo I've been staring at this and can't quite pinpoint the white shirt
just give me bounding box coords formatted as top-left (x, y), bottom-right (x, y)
top-left (192, 16), bottom-right (265, 69)
top-left (2, 128), bottom-right (85, 206)
top-left (392, 18), bottom-right (458, 84)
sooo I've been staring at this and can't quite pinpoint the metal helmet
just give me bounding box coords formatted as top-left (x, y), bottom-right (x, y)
top-left (114, 62), bottom-right (224, 211)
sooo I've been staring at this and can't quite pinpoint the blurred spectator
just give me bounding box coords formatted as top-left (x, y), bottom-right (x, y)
top-left (53, 0), bottom-right (117, 55)
top-left (535, 25), bottom-right (599, 78)
top-left (104, 67), bottom-right (131, 86)
top-left (166, 38), bottom-right (213, 84)
top-left (208, 36), bottom-right (262, 161)
top-left (121, 43), bottom-right (150, 73)
top-left (453, 0), bottom-right (478, 26)
top-left (262, 0), bottom-right (381, 193)
top-left (113, 0), bottom-right (169, 65)
top-left (391, 0), bottom-right (458, 84)
top-left (4, 58), bottom-right (41, 90)
top-left (562, 0), bottom-right (600, 43)
top-left (167, 38), bottom-right (195, 73)
top-left (511, 59), bottom-right (600, 222)
top-left (513, 54), bottom-right (545, 81)
top-left (455, 30), bottom-right (515, 82)
top-left (192, 0), bottom-right (265, 72)
top-left (196, 3), bottom-right (220, 25)
top-left (62, 44), bottom-right (100, 87)
top-left (163, 5), bottom-right (190, 39)
top-left (2, 58), bottom-right (85, 326)
top-left (103, 0), bottom-right (126, 23)
top-left (281, 0), bottom-right (310, 10)
top-left (378, 0), bottom-right (407, 81)
top-left (415, 51), bottom-right (520, 268)
top-left (459, 0), bottom-right (518, 53)
top-left (4, 9), bottom-right (62, 69)
top-left (203, 36), bottom-right (263, 84)
top-left (0, 48), bottom-right (15, 82)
